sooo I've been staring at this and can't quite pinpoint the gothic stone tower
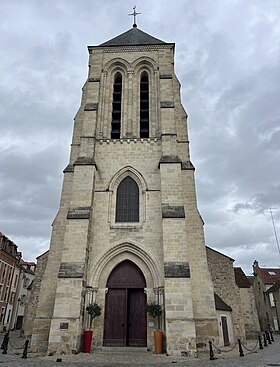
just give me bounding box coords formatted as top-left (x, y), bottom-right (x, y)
top-left (30, 25), bottom-right (218, 356)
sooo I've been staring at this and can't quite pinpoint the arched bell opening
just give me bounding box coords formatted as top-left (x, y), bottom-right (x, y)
top-left (103, 260), bottom-right (147, 347)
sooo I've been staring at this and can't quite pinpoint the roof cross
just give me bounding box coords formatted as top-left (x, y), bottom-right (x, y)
top-left (129, 6), bottom-right (141, 28)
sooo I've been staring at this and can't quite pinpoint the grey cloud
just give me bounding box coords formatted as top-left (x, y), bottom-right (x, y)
top-left (0, 0), bottom-right (279, 272)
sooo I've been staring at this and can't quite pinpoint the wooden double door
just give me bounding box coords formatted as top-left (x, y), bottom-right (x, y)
top-left (103, 260), bottom-right (147, 347)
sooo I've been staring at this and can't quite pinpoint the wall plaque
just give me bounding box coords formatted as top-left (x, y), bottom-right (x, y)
top-left (60, 323), bottom-right (69, 330)
top-left (164, 262), bottom-right (190, 278)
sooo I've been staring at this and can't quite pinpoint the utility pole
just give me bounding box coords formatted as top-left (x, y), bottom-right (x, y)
top-left (269, 208), bottom-right (280, 256)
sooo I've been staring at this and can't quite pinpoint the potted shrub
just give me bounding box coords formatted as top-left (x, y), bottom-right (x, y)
top-left (84, 302), bottom-right (102, 353)
top-left (145, 301), bottom-right (163, 354)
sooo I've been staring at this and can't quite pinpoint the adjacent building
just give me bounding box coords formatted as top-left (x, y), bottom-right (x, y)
top-left (14, 261), bottom-right (36, 330)
top-left (23, 251), bottom-right (49, 338)
top-left (252, 260), bottom-right (280, 332)
top-left (234, 267), bottom-right (260, 339)
top-left (0, 232), bottom-right (36, 332)
top-left (0, 232), bottom-right (21, 331)
top-left (206, 247), bottom-right (260, 346)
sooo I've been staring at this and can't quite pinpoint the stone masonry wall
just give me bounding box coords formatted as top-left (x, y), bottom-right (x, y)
top-left (206, 247), bottom-right (246, 340)
top-left (239, 287), bottom-right (260, 338)
top-left (23, 251), bottom-right (49, 338)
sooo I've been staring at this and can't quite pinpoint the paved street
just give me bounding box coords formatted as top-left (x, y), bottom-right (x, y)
top-left (0, 331), bottom-right (279, 366)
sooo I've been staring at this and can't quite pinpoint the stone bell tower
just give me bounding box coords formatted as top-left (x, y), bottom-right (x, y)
top-left (30, 21), bottom-right (218, 356)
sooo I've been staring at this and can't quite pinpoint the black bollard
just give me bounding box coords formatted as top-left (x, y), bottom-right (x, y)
top-left (265, 331), bottom-right (271, 344)
top-left (270, 330), bottom-right (274, 342)
top-left (238, 339), bottom-right (244, 357)
top-left (0, 333), bottom-right (5, 350)
top-left (258, 334), bottom-right (263, 349)
top-left (21, 340), bottom-right (29, 359)
top-left (263, 333), bottom-right (268, 347)
top-left (1, 332), bottom-right (9, 354)
top-left (209, 341), bottom-right (215, 360)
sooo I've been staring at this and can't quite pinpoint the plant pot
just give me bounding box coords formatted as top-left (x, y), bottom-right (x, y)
top-left (83, 330), bottom-right (93, 353)
top-left (154, 330), bottom-right (163, 354)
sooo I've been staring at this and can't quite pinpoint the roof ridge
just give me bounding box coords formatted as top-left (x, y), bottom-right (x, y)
top-left (99, 27), bottom-right (166, 47)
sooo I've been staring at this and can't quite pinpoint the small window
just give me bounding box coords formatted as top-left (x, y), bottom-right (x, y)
top-left (7, 310), bottom-right (11, 323)
top-left (23, 277), bottom-right (30, 288)
top-left (268, 271), bottom-right (276, 276)
top-left (10, 292), bottom-right (15, 304)
top-left (8, 267), bottom-right (12, 280)
top-left (140, 72), bottom-right (149, 138)
top-left (20, 294), bottom-right (26, 305)
top-left (116, 177), bottom-right (139, 222)
top-left (0, 308), bottom-right (5, 322)
top-left (14, 274), bottom-right (18, 287)
top-left (111, 73), bottom-right (122, 139)
top-left (269, 292), bottom-right (275, 307)
top-left (4, 286), bottom-right (9, 301)
top-left (2, 264), bottom-right (7, 279)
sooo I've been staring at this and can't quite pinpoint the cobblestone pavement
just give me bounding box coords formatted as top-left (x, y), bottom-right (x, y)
top-left (0, 331), bottom-right (279, 366)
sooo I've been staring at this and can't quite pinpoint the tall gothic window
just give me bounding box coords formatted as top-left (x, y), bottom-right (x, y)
top-left (140, 72), bottom-right (149, 138)
top-left (116, 177), bottom-right (139, 222)
top-left (111, 73), bottom-right (122, 139)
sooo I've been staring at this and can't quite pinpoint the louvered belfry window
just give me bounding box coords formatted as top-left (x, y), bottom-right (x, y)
top-left (116, 177), bottom-right (139, 222)
top-left (111, 74), bottom-right (122, 139)
top-left (140, 72), bottom-right (149, 138)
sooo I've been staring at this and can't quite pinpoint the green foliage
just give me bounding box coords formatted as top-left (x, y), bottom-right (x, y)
top-left (86, 302), bottom-right (102, 329)
top-left (145, 301), bottom-right (163, 319)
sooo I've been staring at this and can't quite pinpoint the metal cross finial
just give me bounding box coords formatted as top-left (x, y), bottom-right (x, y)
top-left (129, 6), bottom-right (141, 28)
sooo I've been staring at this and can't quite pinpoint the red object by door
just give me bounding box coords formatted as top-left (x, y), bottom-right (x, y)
top-left (83, 330), bottom-right (93, 353)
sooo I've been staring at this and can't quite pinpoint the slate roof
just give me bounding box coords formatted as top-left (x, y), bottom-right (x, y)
top-left (234, 267), bottom-right (251, 288)
top-left (99, 26), bottom-right (166, 46)
top-left (214, 293), bottom-right (232, 312)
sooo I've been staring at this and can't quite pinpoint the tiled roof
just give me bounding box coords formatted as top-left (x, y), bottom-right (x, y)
top-left (234, 267), bottom-right (251, 288)
top-left (255, 267), bottom-right (280, 285)
top-left (214, 293), bottom-right (232, 312)
top-left (99, 27), bottom-right (166, 46)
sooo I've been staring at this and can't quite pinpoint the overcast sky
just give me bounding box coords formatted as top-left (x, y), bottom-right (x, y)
top-left (0, 0), bottom-right (279, 274)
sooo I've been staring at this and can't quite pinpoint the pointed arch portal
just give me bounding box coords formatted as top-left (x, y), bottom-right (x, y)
top-left (103, 260), bottom-right (147, 347)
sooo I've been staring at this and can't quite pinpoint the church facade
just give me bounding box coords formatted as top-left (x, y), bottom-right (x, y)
top-left (30, 25), bottom-right (219, 356)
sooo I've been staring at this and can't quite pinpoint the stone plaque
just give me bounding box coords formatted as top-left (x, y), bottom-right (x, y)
top-left (164, 262), bottom-right (190, 278)
top-left (58, 262), bottom-right (85, 278)
top-left (84, 102), bottom-right (98, 111)
top-left (67, 207), bottom-right (91, 219)
top-left (160, 74), bottom-right (172, 79)
top-left (162, 205), bottom-right (185, 218)
top-left (160, 101), bottom-right (175, 108)
top-left (60, 323), bottom-right (69, 330)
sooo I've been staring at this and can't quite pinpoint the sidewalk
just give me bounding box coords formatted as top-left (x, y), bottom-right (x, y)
top-left (0, 331), bottom-right (279, 366)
